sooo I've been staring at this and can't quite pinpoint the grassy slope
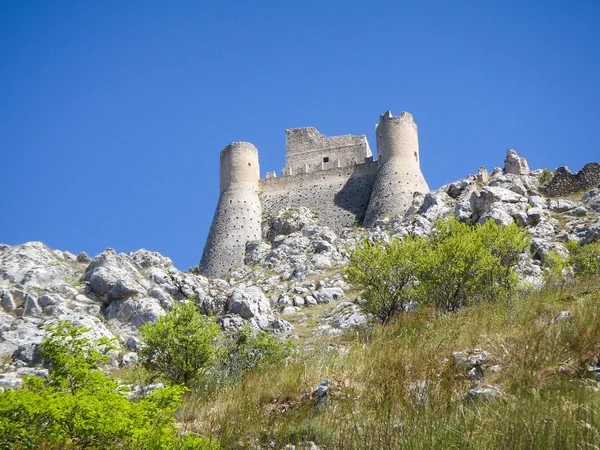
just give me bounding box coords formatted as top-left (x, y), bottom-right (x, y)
top-left (180, 277), bottom-right (600, 449)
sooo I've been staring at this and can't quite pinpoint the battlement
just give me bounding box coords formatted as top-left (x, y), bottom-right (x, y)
top-left (380, 110), bottom-right (416, 125)
top-left (282, 127), bottom-right (372, 176)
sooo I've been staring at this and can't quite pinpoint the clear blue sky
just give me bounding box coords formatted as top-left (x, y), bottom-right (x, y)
top-left (1, 1), bottom-right (599, 270)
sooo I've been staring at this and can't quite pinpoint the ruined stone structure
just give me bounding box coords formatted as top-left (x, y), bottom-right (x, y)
top-left (200, 143), bottom-right (263, 277)
top-left (540, 163), bottom-right (600, 197)
top-left (200, 110), bottom-right (429, 278)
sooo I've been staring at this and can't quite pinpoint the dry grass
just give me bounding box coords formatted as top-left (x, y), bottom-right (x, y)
top-left (178, 277), bottom-right (600, 449)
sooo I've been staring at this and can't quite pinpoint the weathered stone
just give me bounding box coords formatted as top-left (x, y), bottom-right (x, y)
top-left (314, 287), bottom-right (344, 304)
top-left (227, 287), bottom-right (271, 320)
top-left (540, 163), bottom-right (600, 197)
top-left (504, 149), bottom-right (530, 175)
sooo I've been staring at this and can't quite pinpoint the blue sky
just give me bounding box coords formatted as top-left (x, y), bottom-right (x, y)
top-left (1, 0), bottom-right (599, 270)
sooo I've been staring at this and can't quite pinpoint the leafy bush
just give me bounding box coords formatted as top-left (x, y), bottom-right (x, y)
top-left (345, 236), bottom-right (425, 323)
top-left (139, 302), bottom-right (221, 386)
top-left (346, 219), bottom-right (529, 318)
top-left (223, 326), bottom-right (293, 377)
top-left (566, 241), bottom-right (600, 276)
top-left (188, 266), bottom-right (201, 275)
top-left (538, 168), bottom-right (553, 185)
top-left (0, 321), bottom-right (220, 449)
top-left (420, 219), bottom-right (528, 310)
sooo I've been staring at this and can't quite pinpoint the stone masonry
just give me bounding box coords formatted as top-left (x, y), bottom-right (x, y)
top-left (540, 163), bottom-right (600, 197)
top-left (200, 110), bottom-right (430, 278)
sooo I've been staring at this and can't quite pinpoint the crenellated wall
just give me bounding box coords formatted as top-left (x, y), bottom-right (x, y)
top-left (259, 161), bottom-right (379, 233)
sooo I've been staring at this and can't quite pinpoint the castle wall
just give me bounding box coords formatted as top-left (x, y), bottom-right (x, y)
top-left (364, 111), bottom-right (429, 225)
top-left (259, 161), bottom-right (379, 233)
top-left (284, 127), bottom-right (372, 174)
top-left (200, 142), bottom-right (262, 278)
top-left (540, 163), bottom-right (600, 197)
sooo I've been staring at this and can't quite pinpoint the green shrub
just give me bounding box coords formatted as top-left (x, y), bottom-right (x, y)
top-left (347, 219), bottom-right (529, 316)
top-left (345, 235), bottom-right (426, 323)
top-left (415, 219), bottom-right (528, 311)
top-left (223, 326), bottom-right (293, 377)
top-left (0, 321), bottom-right (220, 449)
top-left (188, 266), bottom-right (201, 275)
top-left (566, 241), bottom-right (600, 276)
top-left (139, 301), bottom-right (221, 386)
top-left (538, 168), bottom-right (553, 185)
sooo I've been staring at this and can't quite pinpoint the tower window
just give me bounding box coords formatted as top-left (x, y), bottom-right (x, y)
top-left (248, 162), bottom-right (252, 166)
top-left (323, 157), bottom-right (329, 163)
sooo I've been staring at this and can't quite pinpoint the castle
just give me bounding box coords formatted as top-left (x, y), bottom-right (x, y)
top-left (200, 110), bottom-right (429, 278)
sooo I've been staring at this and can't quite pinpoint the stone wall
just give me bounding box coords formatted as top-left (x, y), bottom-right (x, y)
top-left (259, 161), bottom-right (379, 233)
top-left (200, 143), bottom-right (263, 278)
top-left (284, 127), bottom-right (372, 175)
top-left (540, 163), bottom-right (600, 197)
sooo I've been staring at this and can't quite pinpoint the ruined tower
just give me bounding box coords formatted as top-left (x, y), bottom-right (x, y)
top-left (364, 111), bottom-right (429, 225)
top-left (199, 142), bottom-right (262, 278)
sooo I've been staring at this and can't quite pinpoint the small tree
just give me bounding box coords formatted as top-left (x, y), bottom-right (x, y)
top-left (139, 301), bottom-right (221, 386)
top-left (417, 219), bottom-right (495, 311)
top-left (345, 235), bottom-right (425, 324)
top-left (417, 219), bottom-right (528, 311)
top-left (475, 220), bottom-right (530, 300)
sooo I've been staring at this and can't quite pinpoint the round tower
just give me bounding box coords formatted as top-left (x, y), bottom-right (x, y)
top-left (364, 111), bottom-right (429, 226)
top-left (200, 142), bottom-right (262, 278)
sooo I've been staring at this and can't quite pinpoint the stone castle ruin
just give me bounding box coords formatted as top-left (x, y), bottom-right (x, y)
top-left (200, 110), bottom-right (429, 278)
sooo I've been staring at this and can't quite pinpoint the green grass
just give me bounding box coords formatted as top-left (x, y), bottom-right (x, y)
top-left (177, 277), bottom-right (600, 449)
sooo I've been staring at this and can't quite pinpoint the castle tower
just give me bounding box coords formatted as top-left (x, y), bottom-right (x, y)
top-left (200, 142), bottom-right (262, 278)
top-left (364, 111), bottom-right (429, 226)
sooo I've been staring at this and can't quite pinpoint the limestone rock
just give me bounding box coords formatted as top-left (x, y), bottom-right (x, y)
top-left (0, 242), bottom-right (78, 293)
top-left (504, 149), bottom-right (530, 175)
top-left (583, 188), bottom-right (600, 212)
top-left (314, 287), bottom-right (345, 304)
top-left (84, 249), bottom-right (145, 302)
top-left (227, 287), bottom-right (271, 320)
top-left (269, 207), bottom-right (318, 238)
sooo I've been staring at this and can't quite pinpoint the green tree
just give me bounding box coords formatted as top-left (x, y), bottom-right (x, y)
top-left (418, 219), bottom-right (528, 310)
top-left (345, 235), bottom-right (425, 324)
top-left (475, 220), bottom-right (530, 300)
top-left (0, 321), bottom-right (220, 449)
top-left (139, 301), bottom-right (221, 386)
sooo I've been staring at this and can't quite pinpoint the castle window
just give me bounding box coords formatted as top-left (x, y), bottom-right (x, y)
top-left (248, 162), bottom-right (252, 166)
top-left (323, 157), bottom-right (329, 163)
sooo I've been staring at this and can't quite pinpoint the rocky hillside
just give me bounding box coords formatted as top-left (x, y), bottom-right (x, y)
top-left (1, 150), bottom-right (599, 389)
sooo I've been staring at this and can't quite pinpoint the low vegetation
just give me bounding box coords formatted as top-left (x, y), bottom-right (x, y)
top-left (179, 277), bottom-right (600, 449)
top-left (346, 219), bottom-right (529, 320)
top-left (0, 321), bottom-right (220, 449)
top-left (538, 168), bottom-right (553, 185)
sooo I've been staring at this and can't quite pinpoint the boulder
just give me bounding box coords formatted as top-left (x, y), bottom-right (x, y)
top-left (314, 287), bottom-right (345, 304)
top-left (227, 287), bottom-right (271, 320)
top-left (84, 249), bottom-right (145, 302)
